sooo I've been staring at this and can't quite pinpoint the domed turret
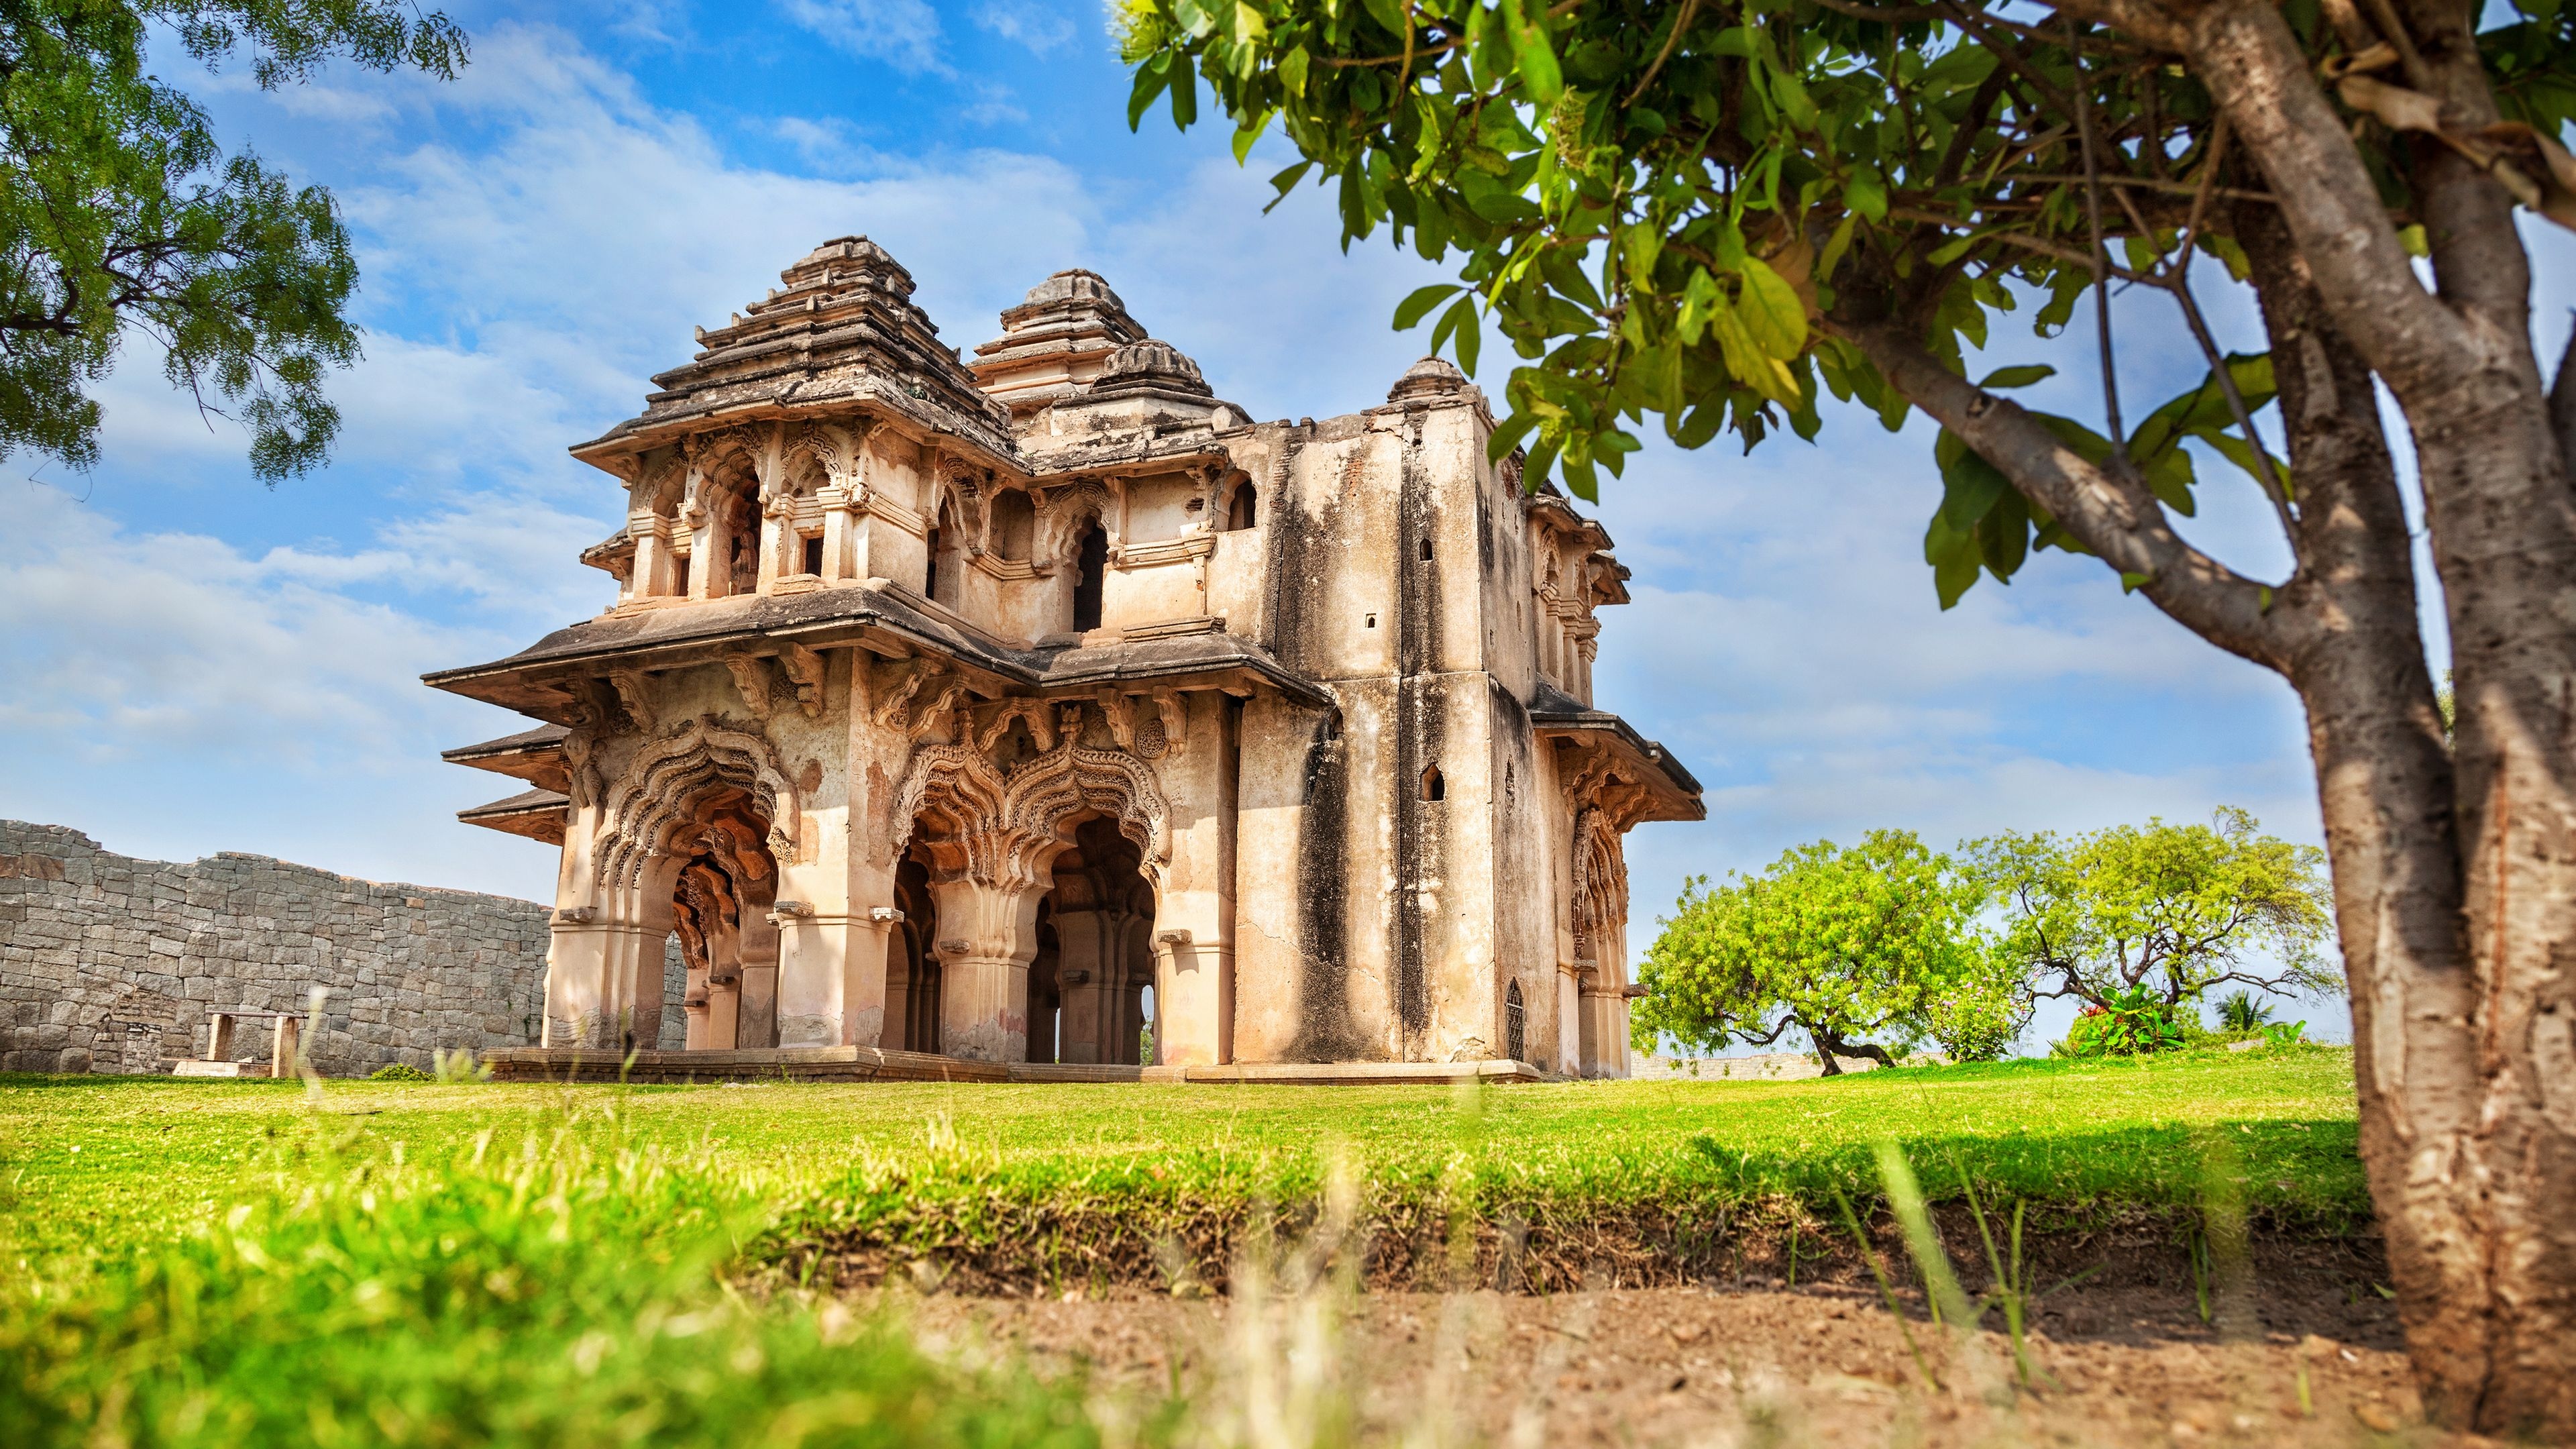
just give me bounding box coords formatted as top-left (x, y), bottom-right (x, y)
top-left (1387, 354), bottom-right (1474, 405)
top-left (1090, 338), bottom-right (1213, 398)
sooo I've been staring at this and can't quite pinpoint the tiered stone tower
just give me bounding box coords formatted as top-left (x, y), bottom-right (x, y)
top-left (427, 238), bottom-right (1699, 1077)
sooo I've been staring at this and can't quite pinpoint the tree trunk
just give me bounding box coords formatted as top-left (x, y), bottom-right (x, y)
top-left (2233, 208), bottom-right (2505, 1427)
top-left (2198, 7), bottom-right (2576, 1426)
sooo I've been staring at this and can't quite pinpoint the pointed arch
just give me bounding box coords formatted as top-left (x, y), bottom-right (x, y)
top-left (594, 718), bottom-right (805, 888)
top-left (1033, 480), bottom-right (1114, 569)
top-left (892, 706), bottom-right (1171, 894)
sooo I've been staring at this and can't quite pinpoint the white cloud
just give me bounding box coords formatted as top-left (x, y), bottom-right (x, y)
top-left (975, 0), bottom-right (1078, 53)
top-left (777, 0), bottom-right (947, 72)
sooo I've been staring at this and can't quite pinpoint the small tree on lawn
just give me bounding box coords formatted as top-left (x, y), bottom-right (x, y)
top-left (1629, 830), bottom-right (2005, 1073)
top-left (1970, 806), bottom-right (2338, 1014)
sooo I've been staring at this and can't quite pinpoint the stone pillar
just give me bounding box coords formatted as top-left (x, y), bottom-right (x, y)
top-left (926, 878), bottom-right (1042, 1061)
top-left (1149, 692), bottom-right (1238, 1067)
top-left (879, 930), bottom-right (912, 1050)
top-left (818, 487), bottom-right (854, 584)
top-left (629, 511), bottom-right (671, 600)
top-left (1557, 967), bottom-right (1582, 1071)
top-left (1051, 908), bottom-right (1120, 1063)
top-left (775, 910), bottom-right (898, 1049)
top-left (542, 918), bottom-right (637, 1047)
top-left (269, 1014), bottom-right (301, 1078)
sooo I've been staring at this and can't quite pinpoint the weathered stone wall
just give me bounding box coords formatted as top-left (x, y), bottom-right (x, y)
top-left (0, 820), bottom-right (599, 1075)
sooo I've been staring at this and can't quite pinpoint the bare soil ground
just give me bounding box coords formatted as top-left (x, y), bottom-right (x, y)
top-left (894, 1278), bottom-right (2467, 1448)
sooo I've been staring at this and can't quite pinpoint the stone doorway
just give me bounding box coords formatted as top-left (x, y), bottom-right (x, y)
top-left (1039, 814), bottom-right (1157, 1065)
top-left (666, 786), bottom-right (780, 1050)
top-left (885, 853), bottom-right (944, 1053)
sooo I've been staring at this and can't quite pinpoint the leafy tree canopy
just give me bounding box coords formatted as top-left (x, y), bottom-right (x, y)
top-left (1, 1), bottom-right (468, 481)
top-left (1968, 806), bottom-right (2338, 1010)
top-left (1628, 829), bottom-right (2006, 1072)
top-left (1110, 0), bottom-right (2576, 600)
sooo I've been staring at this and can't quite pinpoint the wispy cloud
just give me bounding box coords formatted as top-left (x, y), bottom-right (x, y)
top-left (975, 0), bottom-right (1077, 53)
top-left (776, 0), bottom-right (947, 72)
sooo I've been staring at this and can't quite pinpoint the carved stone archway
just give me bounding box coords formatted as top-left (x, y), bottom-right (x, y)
top-left (891, 701), bottom-right (1171, 1061)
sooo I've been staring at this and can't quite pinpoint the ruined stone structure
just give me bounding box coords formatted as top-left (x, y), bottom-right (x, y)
top-left (428, 239), bottom-right (1700, 1077)
top-left (0, 820), bottom-right (566, 1075)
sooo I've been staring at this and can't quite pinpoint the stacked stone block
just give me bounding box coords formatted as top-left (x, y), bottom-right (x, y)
top-left (0, 820), bottom-right (570, 1075)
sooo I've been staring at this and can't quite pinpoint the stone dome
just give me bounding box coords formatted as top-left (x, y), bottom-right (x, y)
top-left (1020, 268), bottom-right (1128, 313)
top-left (1388, 355), bottom-right (1473, 404)
top-left (1091, 338), bottom-right (1212, 397)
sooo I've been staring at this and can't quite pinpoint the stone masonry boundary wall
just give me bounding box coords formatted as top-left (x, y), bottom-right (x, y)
top-left (0, 820), bottom-right (570, 1076)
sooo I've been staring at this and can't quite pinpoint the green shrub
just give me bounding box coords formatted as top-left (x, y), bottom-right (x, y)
top-left (2054, 985), bottom-right (2190, 1057)
top-left (2212, 990), bottom-right (2275, 1035)
top-left (366, 1063), bottom-right (430, 1081)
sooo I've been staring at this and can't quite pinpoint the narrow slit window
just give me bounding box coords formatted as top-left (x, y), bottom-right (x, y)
top-left (802, 533), bottom-right (824, 576)
top-left (923, 527), bottom-right (941, 601)
top-left (1364, 612), bottom-right (1377, 629)
top-left (1420, 765), bottom-right (1444, 802)
top-left (673, 555), bottom-right (692, 596)
top-left (1073, 522), bottom-right (1108, 632)
top-left (1418, 536), bottom-right (1434, 561)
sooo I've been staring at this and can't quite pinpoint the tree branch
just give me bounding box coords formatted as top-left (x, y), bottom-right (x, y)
top-left (1836, 316), bottom-right (2296, 670)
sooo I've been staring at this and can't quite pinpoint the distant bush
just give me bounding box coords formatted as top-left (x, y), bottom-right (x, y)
top-left (367, 1063), bottom-right (431, 1081)
top-left (2054, 985), bottom-right (2191, 1057)
top-left (2212, 989), bottom-right (2275, 1035)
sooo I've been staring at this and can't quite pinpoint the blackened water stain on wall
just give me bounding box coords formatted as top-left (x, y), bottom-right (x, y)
top-left (1390, 416), bottom-right (1444, 1054)
top-left (1288, 707), bottom-right (1364, 1059)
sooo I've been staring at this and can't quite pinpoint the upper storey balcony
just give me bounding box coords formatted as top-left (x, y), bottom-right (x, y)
top-left (564, 246), bottom-right (1268, 659)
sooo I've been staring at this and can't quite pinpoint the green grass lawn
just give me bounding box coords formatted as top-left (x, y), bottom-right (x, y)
top-left (0, 1047), bottom-right (2367, 1448)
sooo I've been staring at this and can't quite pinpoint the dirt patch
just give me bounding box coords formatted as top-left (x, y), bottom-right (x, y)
top-left (889, 1281), bottom-right (2467, 1447)
top-left (779, 1197), bottom-right (2377, 1303)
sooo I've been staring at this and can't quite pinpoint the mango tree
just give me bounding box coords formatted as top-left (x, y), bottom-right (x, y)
top-left (1112, 0), bottom-right (2576, 1431)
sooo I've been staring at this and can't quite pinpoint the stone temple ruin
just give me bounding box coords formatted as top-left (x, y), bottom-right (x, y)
top-left (427, 237), bottom-right (1700, 1079)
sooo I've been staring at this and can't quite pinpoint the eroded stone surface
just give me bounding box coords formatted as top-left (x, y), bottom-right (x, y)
top-left (427, 241), bottom-right (1707, 1076)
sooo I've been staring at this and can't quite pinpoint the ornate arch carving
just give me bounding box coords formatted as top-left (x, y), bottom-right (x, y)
top-left (593, 717), bottom-right (805, 888)
top-left (892, 705), bottom-right (1171, 894)
top-left (1032, 479), bottom-right (1114, 568)
top-left (1570, 804), bottom-right (1629, 977)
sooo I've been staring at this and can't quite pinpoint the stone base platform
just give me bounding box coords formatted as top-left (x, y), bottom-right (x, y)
top-left (480, 1047), bottom-right (1550, 1086)
top-left (172, 1059), bottom-right (282, 1079)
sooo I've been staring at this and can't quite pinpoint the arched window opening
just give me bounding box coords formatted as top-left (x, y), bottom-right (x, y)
top-left (1072, 521), bottom-right (1108, 633)
top-left (1420, 765), bottom-right (1445, 802)
top-left (991, 489), bottom-right (1036, 561)
top-left (1228, 484), bottom-right (1258, 531)
top-left (1504, 979), bottom-right (1527, 1064)
top-left (1419, 535), bottom-right (1434, 561)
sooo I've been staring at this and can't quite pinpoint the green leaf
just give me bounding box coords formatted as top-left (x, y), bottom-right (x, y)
top-left (1438, 294), bottom-right (1481, 376)
top-left (1170, 69), bottom-right (1198, 129)
top-left (1394, 284), bottom-right (1463, 331)
top-left (2119, 570), bottom-right (2154, 594)
top-left (1817, 213), bottom-right (1859, 284)
top-left (1843, 170), bottom-right (1887, 223)
top-left (1735, 258), bottom-right (1807, 358)
top-left (1977, 364), bottom-right (2055, 390)
top-left (1128, 60), bottom-right (1173, 131)
top-left (1501, 0), bottom-right (1563, 106)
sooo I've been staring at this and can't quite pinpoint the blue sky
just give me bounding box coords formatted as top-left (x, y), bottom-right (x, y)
top-left (1, 0), bottom-right (2427, 1043)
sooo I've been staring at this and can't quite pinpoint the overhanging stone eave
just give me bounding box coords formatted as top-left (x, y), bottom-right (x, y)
top-left (424, 600), bottom-right (1039, 718)
top-left (457, 788), bottom-right (570, 845)
top-left (1532, 704), bottom-right (1705, 816)
top-left (568, 393), bottom-right (1026, 478)
top-left (1031, 647), bottom-right (1333, 711)
top-left (1020, 434), bottom-right (1243, 482)
top-left (572, 394), bottom-right (1025, 479)
top-left (440, 724), bottom-right (571, 792)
